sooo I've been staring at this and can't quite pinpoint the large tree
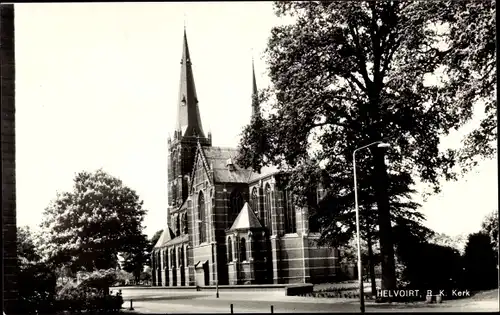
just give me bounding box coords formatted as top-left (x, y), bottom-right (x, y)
top-left (480, 210), bottom-right (499, 258)
top-left (462, 232), bottom-right (498, 290)
top-left (121, 233), bottom-right (150, 283)
top-left (432, 0), bottom-right (496, 170)
top-left (39, 169), bottom-right (147, 273)
top-left (237, 1), bottom-right (494, 290)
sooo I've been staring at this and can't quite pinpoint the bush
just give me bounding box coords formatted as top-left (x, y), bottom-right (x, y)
top-left (55, 282), bottom-right (123, 313)
top-left (18, 261), bottom-right (58, 314)
top-left (54, 269), bottom-right (124, 313)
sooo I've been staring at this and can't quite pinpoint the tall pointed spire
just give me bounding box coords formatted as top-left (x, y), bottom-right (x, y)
top-left (251, 57), bottom-right (259, 118)
top-left (176, 28), bottom-right (205, 138)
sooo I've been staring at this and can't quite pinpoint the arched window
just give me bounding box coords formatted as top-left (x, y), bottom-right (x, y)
top-left (163, 249), bottom-right (168, 269)
top-left (198, 191), bottom-right (207, 244)
top-left (264, 184), bottom-right (272, 233)
top-left (227, 237), bottom-right (233, 262)
top-left (175, 214), bottom-right (180, 237)
top-left (171, 248), bottom-right (177, 269)
top-left (240, 238), bottom-right (247, 261)
top-left (284, 189), bottom-right (296, 233)
top-left (229, 189), bottom-right (244, 226)
top-left (178, 247), bottom-right (183, 267)
top-left (182, 213), bottom-right (188, 234)
top-left (250, 187), bottom-right (259, 218)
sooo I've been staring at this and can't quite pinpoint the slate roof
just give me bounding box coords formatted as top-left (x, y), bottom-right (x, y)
top-left (154, 227), bottom-right (176, 248)
top-left (229, 202), bottom-right (263, 231)
top-left (200, 146), bottom-right (280, 184)
top-left (203, 147), bottom-right (252, 183)
top-left (247, 165), bottom-right (280, 183)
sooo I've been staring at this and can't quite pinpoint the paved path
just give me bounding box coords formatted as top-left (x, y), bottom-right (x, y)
top-left (120, 289), bottom-right (499, 313)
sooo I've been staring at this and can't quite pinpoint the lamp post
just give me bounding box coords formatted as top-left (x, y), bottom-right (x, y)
top-left (353, 141), bottom-right (390, 313)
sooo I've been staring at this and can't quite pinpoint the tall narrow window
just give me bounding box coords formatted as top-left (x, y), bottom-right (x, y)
top-left (163, 250), bottom-right (168, 269)
top-left (240, 238), bottom-right (247, 261)
top-left (178, 247), bottom-right (183, 267)
top-left (227, 237), bottom-right (233, 262)
top-left (171, 248), bottom-right (177, 269)
top-left (198, 191), bottom-right (206, 243)
top-left (264, 184), bottom-right (272, 233)
top-left (229, 189), bottom-right (244, 227)
top-left (250, 187), bottom-right (259, 218)
top-left (284, 189), bottom-right (296, 233)
top-left (175, 214), bottom-right (180, 237)
top-left (182, 213), bottom-right (188, 234)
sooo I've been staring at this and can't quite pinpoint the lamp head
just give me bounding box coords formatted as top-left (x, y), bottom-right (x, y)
top-left (377, 142), bottom-right (391, 148)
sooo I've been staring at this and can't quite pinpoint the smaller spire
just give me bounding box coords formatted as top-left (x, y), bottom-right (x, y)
top-left (251, 56), bottom-right (259, 118)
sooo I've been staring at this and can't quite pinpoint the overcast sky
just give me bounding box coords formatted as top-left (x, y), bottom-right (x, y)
top-left (14, 2), bottom-right (497, 239)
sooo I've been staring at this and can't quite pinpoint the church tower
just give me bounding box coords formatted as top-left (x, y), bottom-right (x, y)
top-left (167, 29), bottom-right (212, 225)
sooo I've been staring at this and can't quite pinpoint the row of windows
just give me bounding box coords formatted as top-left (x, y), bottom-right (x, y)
top-left (153, 246), bottom-right (186, 269)
top-left (194, 184), bottom-right (318, 245)
top-left (249, 185), bottom-right (297, 234)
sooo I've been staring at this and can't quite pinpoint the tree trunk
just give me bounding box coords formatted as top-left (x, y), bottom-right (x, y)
top-left (366, 231), bottom-right (378, 297)
top-left (372, 150), bottom-right (397, 290)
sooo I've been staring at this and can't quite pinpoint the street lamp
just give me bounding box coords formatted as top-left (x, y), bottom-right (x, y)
top-left (353, 141), bottom-right (390, 313)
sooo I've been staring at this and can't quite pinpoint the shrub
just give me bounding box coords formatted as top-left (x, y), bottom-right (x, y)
top-left (18, 261), bottom-right (58, 314)
top-left (54, 269), bottom-right (124, 313)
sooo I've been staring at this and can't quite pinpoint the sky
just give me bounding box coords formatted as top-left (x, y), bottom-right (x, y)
top-left (14, 2), bottom-right (497, 239)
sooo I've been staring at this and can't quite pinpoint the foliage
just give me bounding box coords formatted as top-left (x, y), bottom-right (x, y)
top-left (17, 226), bottom-right (58, 314)
top-left (39, 169), bottom-right (147, 273)
top-left (429, 0), bottom-right (496, 170)
top-left (18, 258), bottom-right (58, 314)
top-left (140, 269), bottom-right (152, 284)
top-left (17, 226), bottom-right (41, 263)
top-left (462, 232), bottom-right (498, 291)
top-left (121, 233), bottom-right (150, 283)
top-left (56, 280), bottom-right (123, 314)
top-left (480, 210), bottom-right (499, 256)
top-left (77, 268), bottom-right (119, 293)
top-left (150, 229), bottom-right (164, 252)
top-left (394, 223), bottom-right (464, 296)
top-left (428, 232), bottom-right (467, 255)
top-left (115, 269), bottom-right (135, 286)
top-left (237, 0), bottom-right (494, 290)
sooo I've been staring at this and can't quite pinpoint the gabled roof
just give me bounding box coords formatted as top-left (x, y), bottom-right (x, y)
top-left (229, 202), bottom-right (262, 231)
top-left (188, 142), bottom-right (281, 188)
top-left (204, 147), bottom-right (253, 183)
top-left (247, 165), bottom-right (280, 183)
top-left (154, 227), bottom-right (176, 249)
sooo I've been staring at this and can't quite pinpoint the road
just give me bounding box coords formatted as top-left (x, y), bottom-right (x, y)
top-left (119, 289), bottom-right (499, 313)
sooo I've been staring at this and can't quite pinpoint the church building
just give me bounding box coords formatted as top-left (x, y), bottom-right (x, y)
top-left (151, 30), bottom-right (339, 286)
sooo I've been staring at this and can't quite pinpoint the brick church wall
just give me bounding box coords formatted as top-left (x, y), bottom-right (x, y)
top-left (1, 4), bottom-right (18, 313)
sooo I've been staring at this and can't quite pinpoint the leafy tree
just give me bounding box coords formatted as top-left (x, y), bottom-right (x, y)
top-left (237, 1), bottom-right (493, 290)
top-left (121, 233), bottom-right (150, 283)
top-left (427, 0), bottom-right (496, 170)
top-left (462, 232), bottom-right (498, 291)
top-left (315, 170), bottom-right (432, 294)
top-left (17, 226), bottom-right (41, 264)
top-left (428, 232), bottom-right (467, 255)
top-left (39, 169), bottom-right (147, 273)
top-left (150, 229), bottom-right (164, 252)
top-left (17, 226), bottom-right (58, 314)
top-left (480, 210), bottom-right (499, 257)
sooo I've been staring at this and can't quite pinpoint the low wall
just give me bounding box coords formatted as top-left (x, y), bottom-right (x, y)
top-left (111, 284), bottom-right (310, 296)
top-left (285, 284), bottom-right (314, 296)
